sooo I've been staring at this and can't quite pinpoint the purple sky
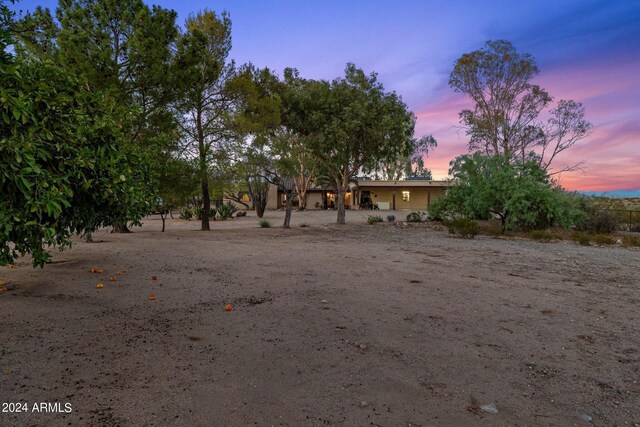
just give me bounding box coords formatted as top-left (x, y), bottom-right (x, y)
top-left (11, 0), bottom-right (640, 191)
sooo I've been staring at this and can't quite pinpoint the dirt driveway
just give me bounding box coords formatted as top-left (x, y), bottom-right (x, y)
top-left (1, 211), bottom-right (639, 426)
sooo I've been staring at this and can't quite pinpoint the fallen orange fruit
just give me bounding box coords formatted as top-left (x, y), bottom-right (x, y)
top-left (96, 283), bottom-right (104, 289)
top-left (148, 295), bottom-right (157, 300)
top-left (225, 304), bottom-right (232, 312)
top-left (91, 267), bottom-right (98, 273)
top-left (109, 276), bottom-right (117, 282)
top-left (0, 279), bottom-right (5, 286)
top-left (151, 275), bottom-right (158, 281)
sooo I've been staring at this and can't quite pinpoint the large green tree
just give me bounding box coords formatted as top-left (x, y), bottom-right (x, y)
top-left (17, 0), bottom-right (180, 232)
top-left (449, 40), bottom-right (591, 173)
top-left (173, 10), bottom-right (239, 231)
top-left (306, 64), bottom-right (417, 224)
top-left (1, 9), bottom-right (153, 266)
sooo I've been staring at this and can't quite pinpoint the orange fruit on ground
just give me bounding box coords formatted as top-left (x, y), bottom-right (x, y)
top-left (109, 276), bottom-right (117, 282)
top-left (96, 283), bottom-right (104, 289)
top-left (151, 275), bottom-right (158, 281)
top-left (148, 295), bottom-right (157, 300)
top-left (97, 269), bottom-right (104, 273)
top-left (225, 304), bottom-right (232, 312)
top-left (91, 267), bottom-right (98, 273)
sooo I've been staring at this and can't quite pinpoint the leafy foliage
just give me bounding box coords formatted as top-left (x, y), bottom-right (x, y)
top-left (367, 215), bottom-right (384, 224)
top-left (431, 154), bottom-right (584, 232)
top-left (406, 211), bottom-right (426, 223)
top-left (0, 58), bottom-right (152, 266)
top-left (305, 63), bottom-right (417, 224)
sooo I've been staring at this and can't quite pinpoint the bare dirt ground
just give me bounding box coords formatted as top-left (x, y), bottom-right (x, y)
top-left (1, 210), bottom-right (639, 426)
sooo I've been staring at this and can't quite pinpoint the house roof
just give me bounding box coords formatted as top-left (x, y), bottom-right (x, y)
top-left (355, 180), bottom-right (456, 188)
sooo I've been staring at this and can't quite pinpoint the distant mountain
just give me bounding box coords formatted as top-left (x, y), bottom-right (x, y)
top-left (578, 189), bottom-right (640, 198)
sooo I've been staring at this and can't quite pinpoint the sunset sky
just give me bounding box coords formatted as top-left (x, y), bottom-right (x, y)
top-left (11, 0), bottom-right (640, 191)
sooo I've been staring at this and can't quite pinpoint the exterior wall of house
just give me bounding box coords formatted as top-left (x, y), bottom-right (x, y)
top-left (306, 192), bottom-right (324, 209)
top-left (358, 186), bottom-right (447, 210)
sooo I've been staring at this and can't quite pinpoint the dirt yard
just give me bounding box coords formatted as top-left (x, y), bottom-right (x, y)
top-left (1, 210), bottom-right (639, 426)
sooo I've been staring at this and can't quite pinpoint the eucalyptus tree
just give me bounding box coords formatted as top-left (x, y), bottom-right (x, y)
top-left (450, 40), bottom-right (591, 173)
top-left (306, 64), bottom-right (417, 224)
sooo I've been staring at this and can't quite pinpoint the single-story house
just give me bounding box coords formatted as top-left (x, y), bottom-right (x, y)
top-left (260, 179), bottom-right (456, 211)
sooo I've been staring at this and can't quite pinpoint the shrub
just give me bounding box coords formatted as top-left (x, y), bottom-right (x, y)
top-left (592, 234), bottom-right (615, 245)
top-left (179, 207), bottom-right (193, 220)
top-left (443, 218), bottom-right (479, 239)
top-left (258, 219), bottom-right (271, 228)
top-left (299, 223), bottom-right (309, 228)
top-left (406, 211), bottom-right (425, 223)
top-left (622, 235), bottom-right (640, 247)
top-left (386, 215), bottom-right (396, 222)
top-left (530, 230), bottom-right (554, 241)
top-left (572, 231), bottom-right (590, 246)
top-left (217, 202), bottom-right (238, 220)
top-left (367, 215), bottom-right (384, 225)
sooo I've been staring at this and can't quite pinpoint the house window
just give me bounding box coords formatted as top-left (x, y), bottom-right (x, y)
top-left (402, 191), bottom-right (410, 202)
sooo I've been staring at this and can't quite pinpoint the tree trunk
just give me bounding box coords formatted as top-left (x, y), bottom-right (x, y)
top-left (160, 211), bottom-right (167, 232)
top-left (84, 231), bottom-right (93, 242)
top-left (336, 186), bottom-right (346, 224)
top-left (201, 176), bottom-right (210, 231)
top-left (283, 194), bottom-right (293, 228)
top-left (298, 189), bottom-right (307, 210)
top-left (199, 141), bottom-right (210, 230)
top-left (112, 222), bottom-right (131, 233)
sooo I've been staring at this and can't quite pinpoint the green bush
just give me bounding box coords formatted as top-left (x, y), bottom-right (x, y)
top-left (436, 154), bottom-right (586, 232)
top-left (216, 202), bottom-right (238, 220)
top-left (258, 219), bottom-right (271, 228)
top-left (406, 211), bottom-right (425, 223)
top-left (367, 215), bottom-right (384, 225)
top-left (179, 207), bottom-right (193, 220)
top-left (386, 215), bottom-right (396, 222)
top-left (443, 218), bottom-right (479, 239)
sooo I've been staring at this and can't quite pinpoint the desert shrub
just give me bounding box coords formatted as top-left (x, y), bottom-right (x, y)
top-left (530, 230), bottom-right (554, 241)
top-left (406, 211), bottom-right (425, 223)
top-left (485, 225), bottom-right (503, 236)
top-left (367, 215), bottom-right (384, 225)
top-left (179, 207), bottom-right (193, 220)
top-left (622, 235), bottom-right (640, 247)
top-left (572, 231), bottom-right (590, 246)
top-left (437, 154), bottom-right (586, 232)
top-left (217, 202), bottom-right (238, 220)
top-left (386, 215), bottom-right (396, 222)
top-left (592, 234), bottom-right (615, 245)
top-left (443, 218), bottom-right (479, 239)
top-left (258, 219), bottom-right (271, 228)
